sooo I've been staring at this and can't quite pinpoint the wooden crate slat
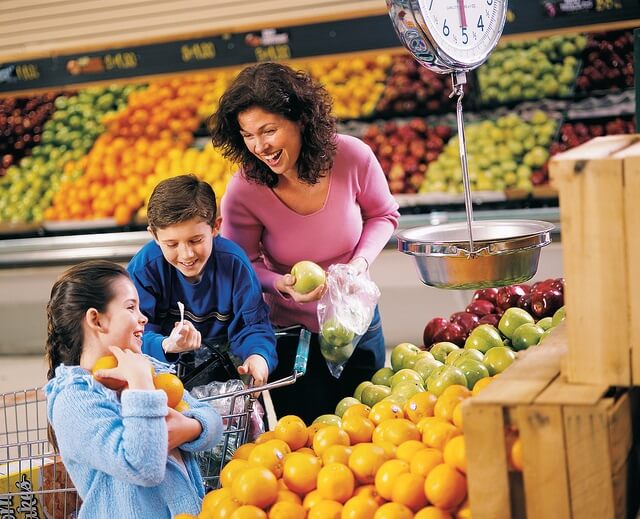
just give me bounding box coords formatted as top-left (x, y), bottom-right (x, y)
top-left (535, 375), bottom-right (608, 406)
top-left (463, 402), bottom-right (513, 519)
top-left (518, 405), bottom-right (571, 519)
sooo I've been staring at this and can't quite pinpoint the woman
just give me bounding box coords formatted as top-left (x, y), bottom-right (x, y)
top-left (209, 62), bottom-right (399, 423)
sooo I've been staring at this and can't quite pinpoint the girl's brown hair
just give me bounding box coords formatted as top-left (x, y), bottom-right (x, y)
top-left (46, 260), bottom-right (129, 449)
top-left (208, 62), bottom-right (337, 188)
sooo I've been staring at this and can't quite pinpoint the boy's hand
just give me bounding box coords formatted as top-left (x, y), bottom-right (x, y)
top-left (165, 407), bottom-right (202, 450)
top-left (237, 354), bottom-right (269, 388)
top-left (276, 274), bottom-right (326, 303)
top-left (163, 320), bottom-right (201, 353)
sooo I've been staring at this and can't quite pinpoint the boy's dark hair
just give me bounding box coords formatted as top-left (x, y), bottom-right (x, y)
top-left (147, 174), bottom-right (217, 232)
top-left (45, 259), bottom-right (130, 450)
top-left (208, 62), bottom-right (337, 188)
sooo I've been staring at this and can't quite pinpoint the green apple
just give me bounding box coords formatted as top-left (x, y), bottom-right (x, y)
top-left (483, 346), bottom-right (516, 375)
top-left (353, 381), bottom-right (373, 401)
top-left (313, 414), bottom-right (342, 427)
top-left (391, 380), bottom-right (425, 402)
top-left (321, 319), bottom-right (355, 347)
top-left (335, 397), bottom-right (360, 418)
top-left (536, 317), bottom-right (553, 331)
top-left (361, 384), bottom-right (392, 407)
top-left (291, 260), bottom-right (326, 294)
top-left (319, 336), bottom-right (354, 363)
top-left (390, 369), bottom-right (424, 389)
top-left (454, 349), bottom-right (485, 364)
top-left (455, 358), bottom-right (491, 390)
top-left (465, 324), bottom-right (504, 353)
top-left (511, 323), bottom-right (545, 351)
top-left (426, 365), bottom-right (468, 397)
top-left (499, 307), bottom-right (535, 339)
top-left (445, 349), bottom-right (465, 366)
top-left (414, 357), bottom-right (444, 382)
top-left (371, 367), bottom-right (395, 386)
top-left (552, 306), bottom-right (566, 327)
top-left (390, 343), bottom-right (422, 372)
top-left (539, 328), bottom-right (553, 344)
top-left (430, 342), bottom-right (460, 363)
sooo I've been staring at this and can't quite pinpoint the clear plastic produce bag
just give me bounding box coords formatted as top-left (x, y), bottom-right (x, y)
top-left (317, 263), bottom-right (381, 378)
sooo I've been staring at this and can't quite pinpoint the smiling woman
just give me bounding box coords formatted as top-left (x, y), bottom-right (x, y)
top-left (209, 63), bottom-right (400, 423)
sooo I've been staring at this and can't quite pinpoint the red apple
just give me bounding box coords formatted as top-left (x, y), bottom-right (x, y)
top-left (478, 314), bottom-right (500, 327)
top-left (517, 293), bottom-right (533, 314)
top-left (530, 289), bottom-right (564, 319)
top-left (466, 300), bottom-right (496, 317)
top-left (432, 322), bottom-right (466, 347)
top-left (495, 285), bottom-right (528, 311)
top-left (450, 311), bottom-right (480, 336)
top-left (472, 288), bottom-right (499, 304)
top-left (423, 317), bottom-right (449, 347)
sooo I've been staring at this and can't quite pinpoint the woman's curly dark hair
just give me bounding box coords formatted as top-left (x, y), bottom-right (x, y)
top-left (208, 62), bottom-right (337, 187)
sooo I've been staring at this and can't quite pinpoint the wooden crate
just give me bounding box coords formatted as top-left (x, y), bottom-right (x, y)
top-left (549, 135), bottom-right (640, 386)
top-left (463, 325), bottom-right (640, 519)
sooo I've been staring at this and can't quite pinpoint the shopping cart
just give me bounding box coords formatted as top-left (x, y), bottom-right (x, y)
top-left (0, 326), bottom-right (310, 516)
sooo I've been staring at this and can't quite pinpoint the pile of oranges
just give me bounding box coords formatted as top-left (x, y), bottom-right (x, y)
top-left (178, 375), bottom-right (503, 519)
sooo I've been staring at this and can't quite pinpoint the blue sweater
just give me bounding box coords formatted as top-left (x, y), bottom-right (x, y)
top-left (127, 236), bottom-right (277, 372)
top-left (45, 363), bottom-right (223, 519)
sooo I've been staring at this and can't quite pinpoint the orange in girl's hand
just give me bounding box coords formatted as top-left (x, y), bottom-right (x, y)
top-left (92, 355), bottom-right (127, 390)
top-left (153, 373), bottom-right (184, 408)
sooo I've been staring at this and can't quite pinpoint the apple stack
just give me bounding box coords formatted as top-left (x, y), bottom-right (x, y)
top-left (575, 30), bottom-right (634, 93)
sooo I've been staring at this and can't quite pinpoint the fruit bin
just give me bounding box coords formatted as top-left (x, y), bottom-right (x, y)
top-left (549, 134), bottom-right (640, 386)
top-left (462, 324), bottom-right (640, 519)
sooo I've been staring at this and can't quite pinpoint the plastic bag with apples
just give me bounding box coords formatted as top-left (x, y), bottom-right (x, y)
top-left (317, 263), bottom-right (381, 378)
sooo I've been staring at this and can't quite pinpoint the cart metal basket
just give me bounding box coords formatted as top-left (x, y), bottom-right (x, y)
top-left (0, 326), bottom-right (310, 517)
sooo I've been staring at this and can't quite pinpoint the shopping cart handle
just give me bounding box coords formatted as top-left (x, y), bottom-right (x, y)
top-left (293, 329), bottom-right (310, 376)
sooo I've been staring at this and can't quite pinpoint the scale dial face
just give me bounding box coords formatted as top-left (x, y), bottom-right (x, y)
top-left (413, 0), bottom-right (507, 70)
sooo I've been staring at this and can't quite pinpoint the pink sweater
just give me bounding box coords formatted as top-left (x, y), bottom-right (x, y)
top-left (220, 134), bottom-right (400, 332)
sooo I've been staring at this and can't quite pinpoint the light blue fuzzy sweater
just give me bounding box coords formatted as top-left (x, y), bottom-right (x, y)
top-left (44, 363), bottom-right (223, 519)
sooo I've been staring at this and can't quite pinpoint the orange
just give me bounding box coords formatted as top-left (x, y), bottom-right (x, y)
top-left (220, 459), bottom-right (250, 488)
top-left (153, 372), bottom-right (184, 408)
top-left (274, 489), bottom-right (302, 505)
top-left (373, 502), bottom-right (413, 519)
top-left (255, 431), bottom-right (278, 444)
top-left (341, 414), bottom-right (375, 444)
top-left (424, 463), bottom-right (467, 510)
top-left (414, 507), bottom-right (453, 519)
top-left (231, 466), bottom-right (278, 509)
top-left (91, 355), bottom-right (126, 390)
top-left (404, 391), bottom-right (438, 424)
top-left (375, 440), bottom-right (397, 459)
top-left (247, 440), bottom-right (287, 478)
top-left (396, 440), bottom-right (427, 463)
top-left (455, 498), bottom-right (471, 519)
top-left (174, 400), bottom-right (190, 413)
top-left (343, 403), bottom-right (372, 421)
top-left (510, 437), bottom-right (523, 471)
top-left (268, 501), bottom-right (306, 518)
top-left (317, 462), bottom-right (355, 503)
top-left (374, 459), bottom-right (409, 500)
top-left (200, 487), bottom-right (232, 518)
top-left (172, 515), bottom-right (197, 519)
top-left (305, 422), bottom-right (328, 447)
top-left (422, 421), bottom-right (462, 451)
top-left (228, 505), bottom-right (267, 519)
top-left (353, 484), bottom-right (385, 506)
top-left (302, 489), bottom-right (323, 510)
top-left (282, 451), bottom-right (321, 495)
top-left (348, 442), bottom-right (387, 485)
top-left (294, 447), bottom-right (316, 457)
top-left (416, 416), bottom-right (448, 434)
top-left (391, 471), bottom-right (428, 511)
top-left (452, 402), bottom-right (464, 430)
top-left (472, 376), bottom-right (493, 395)
top-left (342, 495), bottom-right (380, 519)
top-left (307, 500), bottom-right (343, 519)
top-left (368, 400), bottom-right (404, 425)
top-left (274, 415), bottom-right (308, 451)
top-left (443, 435), bottom-right (466, 474)
top-left (312, 425), bottom-right (350, 457)
top-left (410, 447), bottom-right (443, 478)
top-left (372, 419), bottom-right (421, 446)
top-left (211, 496), bottom-right (241, 518)
top-left (232, 442), bottom-right (256, 461)
top-left (322, 444), bottom-right (353, 465)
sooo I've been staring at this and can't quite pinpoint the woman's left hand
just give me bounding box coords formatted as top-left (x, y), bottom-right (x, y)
top-left (165, 408), bottom-right (202, 450)
top-left (349, 256), bottom-right (369, 275)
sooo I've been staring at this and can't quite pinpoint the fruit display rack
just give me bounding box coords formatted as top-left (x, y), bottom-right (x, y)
top-left (0, 29), bottom-right (635, 240)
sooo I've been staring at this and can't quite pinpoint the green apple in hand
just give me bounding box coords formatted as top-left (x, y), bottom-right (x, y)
top-left (291, 260), bottom-right (326, 294)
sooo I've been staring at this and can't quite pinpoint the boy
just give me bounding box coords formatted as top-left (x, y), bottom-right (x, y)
top-left (127, 174), bottom-right (276, 386)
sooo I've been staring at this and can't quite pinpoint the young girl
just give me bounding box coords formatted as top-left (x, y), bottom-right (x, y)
top-left (44, 260), bottom-right (223, 519)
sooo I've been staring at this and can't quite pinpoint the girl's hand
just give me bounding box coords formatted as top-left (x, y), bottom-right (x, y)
top-left (95, 346), bottom-right (155, 390)
top-left (237, 354), bottom-right (269, 388)
top-left (166, 408), bottom-right (202, 450)
top-left (163, 320), bottom-right (202, 353)
top-left (276, 273), bottom-right (326, 303)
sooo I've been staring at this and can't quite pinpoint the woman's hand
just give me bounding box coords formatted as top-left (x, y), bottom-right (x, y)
top-left (276, 273), bottom-right (326, 303)
top-left (349, 256), bottom-right (369, 275)
top-left (162, 320), bottom-right (202, 353)
top-left (95, 346), bottom-right (155, 390)
top-left (237, 354), bottom-right (269, 388)
top-left (165, 408), bottom-right (202, 450)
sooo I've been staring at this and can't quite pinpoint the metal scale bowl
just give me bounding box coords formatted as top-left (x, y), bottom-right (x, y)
top-left (387, 0), bottom-right (554, 289)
